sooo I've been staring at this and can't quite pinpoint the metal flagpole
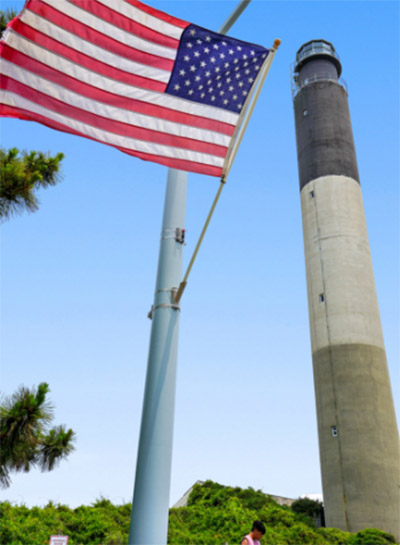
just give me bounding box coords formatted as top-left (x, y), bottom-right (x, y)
top-left (129, 2), bottom-right (252, 543)
top-left (128, 168), bottom-right (187, 545)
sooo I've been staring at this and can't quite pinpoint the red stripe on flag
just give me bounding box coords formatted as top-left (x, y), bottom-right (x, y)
top-left (0, 42), bottom-right (165, 92)
top-left (125, 0), bottom-right (189, 29)
top-left (0, 44), bottom-right (236, 137)
top-left (11, 20), bottom-right (170, 88)
top-left (27, 0), bottom-right (177, 65)
top-left (117, 146), bottom-right (223, 177)
top-left (0, 103), bottom-right (222, 177)
top-left (68, 0), bottom-right (183, 49)
top-left (2, 76), bottom-right (228, 158)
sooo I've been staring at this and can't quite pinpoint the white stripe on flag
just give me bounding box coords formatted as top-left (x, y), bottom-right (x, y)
top-left (42, 0), bottom-right (179, 59)
top-left (3, 30), bottom-right (239, 126)
top-left (4, 30), bottom-right (170, 84)
top-left (0, 91), bottom-right (225, 168)
top-left (95, 0), bottom-right (185, 40)
top-left (20, 10), bottom-right (172, 80)
top-left (1, 60), bottom-right (231, 147)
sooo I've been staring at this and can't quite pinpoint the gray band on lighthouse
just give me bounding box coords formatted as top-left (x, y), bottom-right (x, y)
top-left (295, 81), bottom-right (360, 190)
top-left (312, 343), bottom-right (400, 534)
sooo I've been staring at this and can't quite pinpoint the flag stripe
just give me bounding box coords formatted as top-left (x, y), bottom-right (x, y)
top-left (124, 0), bottom-right (189, 30)
top-left (19, 9), bottom-right (174, 74)
top-left (116, 146), bottom-right (222, 176)
top-left (1, 91), bottom-right (225, 168)
top-left (13, 18), bottom-right (170, 89)
top-left (40, 0), bottom-right (178, 60)
top-left (26, 1), bottom-right (176, 70)
top-left (4, 29), bottom-right (168, 86)
top-left (2, 76), bottom-right (228, 157)
top-left (1, 35), bottom-right (239, 126)
top-left (22, 5), bottom-right (173, 79)
top-left (0, 44), bottom-right (236, 138)
top-left (0, 103), bottom-right (222, 176)
top-left (68, 0), bottom-right (187, 48)
top-left (1, 60), bottom-right (231, 148)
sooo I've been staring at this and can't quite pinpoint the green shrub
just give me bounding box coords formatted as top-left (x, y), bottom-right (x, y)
top-left (318, 527), bottom-right (352, 544)
top-left (349, 528), bottom-right (397, 545)
top-left (291, 497), bottom-right (324, 523)
top-left (1, 483), bottom-right (398, 545)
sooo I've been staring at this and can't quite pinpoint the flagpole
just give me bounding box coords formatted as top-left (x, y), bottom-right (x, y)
top-left (129, 2), bottom-right (252, 543)
top-left (129, 168), bottom-right (187, 545)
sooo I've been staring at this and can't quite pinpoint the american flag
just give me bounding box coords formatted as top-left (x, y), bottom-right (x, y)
top-left (0, 0), bottom-right (269, 177)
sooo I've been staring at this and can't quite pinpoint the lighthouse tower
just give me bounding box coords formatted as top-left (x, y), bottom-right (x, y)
top-left (292, 39), bottom-right (399, 539)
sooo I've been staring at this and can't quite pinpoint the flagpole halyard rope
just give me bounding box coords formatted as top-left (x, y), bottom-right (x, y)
top-left (174, 39), bottom-right (280, 305)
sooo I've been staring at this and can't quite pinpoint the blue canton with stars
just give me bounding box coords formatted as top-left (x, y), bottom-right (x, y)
top-left (166, 24), bottom-right (269, 114)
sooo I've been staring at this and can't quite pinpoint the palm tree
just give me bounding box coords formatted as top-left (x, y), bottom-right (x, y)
top-left (0, 383), bottom-right (76, 488)
top-left (0, 148), bottom-right (65, 221)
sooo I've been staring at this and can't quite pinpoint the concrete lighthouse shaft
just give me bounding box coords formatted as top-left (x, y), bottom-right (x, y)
top-left (292, 40), bottom-right (399, 539)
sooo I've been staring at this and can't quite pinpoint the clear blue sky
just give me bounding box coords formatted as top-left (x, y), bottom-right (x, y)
top-left (1, 0), bottom-right (399, 508)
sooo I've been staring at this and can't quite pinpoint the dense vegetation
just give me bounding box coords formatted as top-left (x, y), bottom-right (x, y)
top-left (290, 496), bottom-right (325, 526)
top-left (1, 481), bottom-right (397, 545)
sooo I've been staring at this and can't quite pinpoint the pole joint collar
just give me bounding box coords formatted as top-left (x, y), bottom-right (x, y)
top-left (147, 302), bottom-right (180, 320)
top-left (148, 288), bottom-right (180, 319)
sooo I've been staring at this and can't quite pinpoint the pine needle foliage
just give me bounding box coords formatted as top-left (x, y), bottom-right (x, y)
top-left (0, 147), bottom-right (64, 220)
top-left (0, 8), bottom-right (17, 36)
top-left (1, 15), bottom-right (65, 221)
top-left (0, 383), bottom-right (76, 487)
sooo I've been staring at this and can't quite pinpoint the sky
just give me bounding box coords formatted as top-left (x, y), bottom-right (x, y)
top-left (1, 0), bottom-right (399, 510)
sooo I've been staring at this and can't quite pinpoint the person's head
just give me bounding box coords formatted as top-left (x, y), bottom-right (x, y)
top-left (251, 520), bottom-right (266, 540)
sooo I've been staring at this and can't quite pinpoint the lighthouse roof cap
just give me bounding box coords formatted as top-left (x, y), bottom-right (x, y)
top-left (294, 39), bottom-right (342, 77)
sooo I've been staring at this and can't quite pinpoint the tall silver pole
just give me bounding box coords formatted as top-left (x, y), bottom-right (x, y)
top-left (129, 169), bottom-right (187, 544)
top-left (129, 3), bottom-right (251, 543)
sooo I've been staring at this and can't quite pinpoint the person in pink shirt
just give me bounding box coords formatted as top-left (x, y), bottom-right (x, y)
top-left (240, 520), bottom-right (266, 545)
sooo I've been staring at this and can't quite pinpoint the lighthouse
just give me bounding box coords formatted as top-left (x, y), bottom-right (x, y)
top-left (292, 39), bottom-right (399, 539)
